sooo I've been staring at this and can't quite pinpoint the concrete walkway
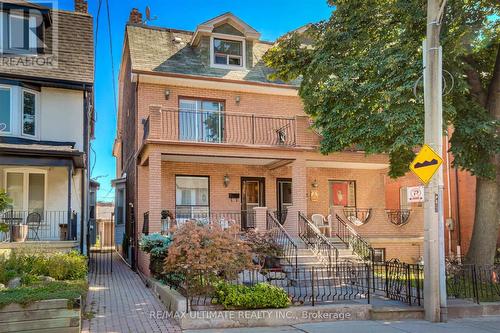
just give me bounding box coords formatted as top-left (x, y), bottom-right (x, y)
top-left (184, 316), bottom-right (500, 333)
top-left (82, 252), bottom-right (181, 333)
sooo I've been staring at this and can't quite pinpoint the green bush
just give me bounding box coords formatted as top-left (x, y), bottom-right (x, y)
top-left (139, 233), bottom-right (172, 279)
top-left (214, 282), bottom-right (290, 309)
top-left (0, 251), bottom-right (87, 285)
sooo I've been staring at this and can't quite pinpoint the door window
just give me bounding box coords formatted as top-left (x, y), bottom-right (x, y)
top-left (5, 170), bottom-right (45, 212)
top-left (179, 99), bottom-right (224, 143)
top-left (329, 180), bottom-right (356, 207)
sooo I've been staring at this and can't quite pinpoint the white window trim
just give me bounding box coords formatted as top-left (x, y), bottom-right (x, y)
top-left (21, 88), bottom-right (40, 139)
top-left (4, 168), bottom-right (48, 212)
top-left (210, 33), bottom-right (246, 70)
top-left (0, 85), bottom-right (13, 135)
top-left (8, 13), bottom-right (27, 51)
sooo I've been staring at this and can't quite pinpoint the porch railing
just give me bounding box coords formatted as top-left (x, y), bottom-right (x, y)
top-left (335, 214), bottom-right (374, 262)
top-left (298, 212), bottom-right (338, 269)
top-left (145, 108), bottom-right (296, 146)
top-left (266, 212), bottom-right (298, 273)
top-left (0, 210), bottom-right (77, 242)
top-left (158, 209), bottom-right (256, 233)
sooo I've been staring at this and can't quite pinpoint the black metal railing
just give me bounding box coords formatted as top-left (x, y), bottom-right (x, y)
top-left (0, 210), bottom-right (76, 242)
top-left (162, 208), bottom-right (256, 231)
top-left (142, 116), bottom-right (150, 141)
top-left (164, 263), bottom-right (372, 311)
top-left (266, 212), bottom-right (298, 272)
top-left (372, 260), bottom-right (423, 306)
top-left (342, 207), bottom-right (372, 226)
top-left (335, 214), bottom-right (374, 262)
top-left (385, 209), bottom-right (411, 226)
top-left (446, 262), bottom-right (500, 304)
top-left (273, 209), bottom-right (288, 225)
top-left (145, 108), bottom-right (296, 146)
top-left (298, 212), bottom-right (338, 269)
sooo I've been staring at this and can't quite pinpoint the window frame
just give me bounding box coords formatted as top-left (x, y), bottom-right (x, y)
top-left (4, 168), bottom-right (47, 212)
top-left (210, 33), bottom-right (246, 70)
top-left (373, 248), bottom-right (386, 263)
top-left (21, 88), bottom-right (39, 138)
top-left (0, 85), bottom-right (13, 135)
top-left (175, 175), bottom-right (210, 221)
top-left (328, 179), bottom-right (357, 208)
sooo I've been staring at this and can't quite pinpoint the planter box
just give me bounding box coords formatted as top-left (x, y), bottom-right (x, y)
top-left (0, 297), bottom-right (82, 333)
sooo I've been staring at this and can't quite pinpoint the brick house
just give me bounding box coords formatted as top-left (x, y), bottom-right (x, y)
top-left (113, 10), bottom-right (480, 273)
top-left (0, 0), bottom-right (93, 253)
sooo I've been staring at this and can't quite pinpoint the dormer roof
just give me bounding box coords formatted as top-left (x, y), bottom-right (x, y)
top-left (191, 12), bottom-right (261, 45)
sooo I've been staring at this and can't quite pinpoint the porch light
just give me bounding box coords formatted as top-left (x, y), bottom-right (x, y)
top-left (164, 89), bottom-right (171, 100)
top-left (235, 95), bottom-right (241, 105)
top-left (311, 179), bottom-right (319, 188)
top-left (223, 174), bottom-right (230, 187)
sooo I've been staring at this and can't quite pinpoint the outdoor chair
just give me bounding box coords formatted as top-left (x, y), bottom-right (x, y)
top-left (26, 212), bottom-right (42, 241)
top-left (311, 213), bottom-right (332, 237)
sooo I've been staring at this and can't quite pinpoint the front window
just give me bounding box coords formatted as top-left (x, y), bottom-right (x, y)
top-left (22, 90), bottom-right (36, 136)
top-left (179, 98), bottom-right (224, 143)
top-left (0, 87), bottom-right (11, 133)
top-left (175, 176), bottom-right (209, 223)
top-left (5, 170), bottom-right (46, 213)
top-left (213, 38), bottom-right (243, 67)
top-left (3, 10), bottom-right (40, 54)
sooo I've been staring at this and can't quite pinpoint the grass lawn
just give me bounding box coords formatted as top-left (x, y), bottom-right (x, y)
top-left (0, 280), bottom-right (88, 308)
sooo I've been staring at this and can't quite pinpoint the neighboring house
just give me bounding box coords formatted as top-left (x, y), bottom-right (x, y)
top-left (113, 10), bottom-right (476, 274)
top-left (0, 0), bottom-right (94, 253)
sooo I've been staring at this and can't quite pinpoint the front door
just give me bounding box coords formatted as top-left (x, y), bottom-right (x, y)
top-left (241, 177), bottom-right (265, 229)
top-left (276, 179), bottom-right (292, 225)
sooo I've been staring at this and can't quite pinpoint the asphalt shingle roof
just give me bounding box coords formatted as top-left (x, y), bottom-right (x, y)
top-left (126, 24), bottom-right (299, 87)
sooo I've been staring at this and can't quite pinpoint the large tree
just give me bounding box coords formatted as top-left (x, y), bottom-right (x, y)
top-left (264, 0), bottom-right (499, 265)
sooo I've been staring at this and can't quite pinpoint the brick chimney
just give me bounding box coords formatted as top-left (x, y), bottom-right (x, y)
top-left (129, 8), bottom-right (143, 24)
top-left (74, 0), bottom-right (88, 13)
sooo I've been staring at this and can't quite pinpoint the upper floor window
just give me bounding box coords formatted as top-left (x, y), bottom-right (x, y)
top-left (210, 35), bottom-right (245, 69)
top-left (1, 9), bottom-right (41, 54)
top-left (0, 85), bottom-right (39, 138)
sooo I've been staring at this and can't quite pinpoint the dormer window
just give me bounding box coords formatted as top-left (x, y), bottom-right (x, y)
top-left (1, 8), bottom-right (45, 55)
top-left (210, 35), bottom-right (245, 69)
top-left (213, 38), bottom-right (242, 66)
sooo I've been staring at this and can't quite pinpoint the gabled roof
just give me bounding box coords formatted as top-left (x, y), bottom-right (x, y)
top-left (124, 12), bottom-right (300, 87)
top-left (191, 12), bottom-right (261, 45)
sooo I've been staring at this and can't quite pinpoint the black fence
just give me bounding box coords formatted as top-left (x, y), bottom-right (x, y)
top-left (164, 263), bottom-right (372, 311)
top-left (266, 212), bottom-right (298, 273)
top-left (446, 263), bottom-right (500, 304)
top-left (372, 260), bottom-right (424, 306)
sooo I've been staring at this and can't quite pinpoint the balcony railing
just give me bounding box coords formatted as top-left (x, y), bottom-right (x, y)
top-left (144, 108), bottom-right (297, 146)
top-left (0, 210), bottom-right (77, 242)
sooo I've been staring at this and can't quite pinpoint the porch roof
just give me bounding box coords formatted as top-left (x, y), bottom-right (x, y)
top-left (0, 142), bottom-right (85, 168)
top-left (161, 153), bottom-right (293, 170)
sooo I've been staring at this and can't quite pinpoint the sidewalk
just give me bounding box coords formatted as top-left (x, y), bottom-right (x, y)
top-left (82, 253), bottom-right (181, 333)
top-left (183, 316), bottom-right (500, 333)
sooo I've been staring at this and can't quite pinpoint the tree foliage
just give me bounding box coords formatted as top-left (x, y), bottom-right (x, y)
top-left (264, 0), bottom-right (499, 179)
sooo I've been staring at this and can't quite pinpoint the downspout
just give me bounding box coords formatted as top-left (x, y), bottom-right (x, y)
top-left (81, 84), bottom-right (89, 255)
top-left (455, 167), bottom-right (462, 256)
top-left (133, 75), bottom-right (139, 271)
top-left (445, 133), bottom-right (453, 256)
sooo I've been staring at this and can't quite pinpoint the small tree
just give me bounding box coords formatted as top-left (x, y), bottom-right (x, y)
top-left (164, 221), bottom-right (254, 278)
top-left (0, 190), bottom-right (12, 233)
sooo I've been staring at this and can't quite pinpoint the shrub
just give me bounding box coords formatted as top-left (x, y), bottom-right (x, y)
top-left (0, 189), bottom-right (12, 213)
top-left (214, 281), bottom-right (290, 309)
top-left (243, 230), bottom-right (283, 268)
top-left (164, 221), bottom-right (254, 278)
top-left (0, 250), bottom-right (87, 284)
top-left (139, 233), bottom-right (172, 279)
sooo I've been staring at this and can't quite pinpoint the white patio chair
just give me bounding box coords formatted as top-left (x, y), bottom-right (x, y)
top-left (311, 213), bottom-right (332, 237)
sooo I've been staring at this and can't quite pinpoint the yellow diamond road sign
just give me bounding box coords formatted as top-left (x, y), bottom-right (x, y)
top-left (410, 144), bottom-right (443, 185)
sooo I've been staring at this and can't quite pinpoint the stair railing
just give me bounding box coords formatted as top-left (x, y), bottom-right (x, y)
top-left (298, 212), bottom-right (338, 270)
top-left (266, 212), bottom-right (298, 276)
top-left (335, 214), bottom-right (374, 262)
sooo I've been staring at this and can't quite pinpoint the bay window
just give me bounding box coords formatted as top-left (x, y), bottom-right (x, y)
top-left (0, 85), bottom-right (39, 138)
top-left (22, 90), bottom-right (36, 136)
top-left (0, 87), bottom-right (11, 133)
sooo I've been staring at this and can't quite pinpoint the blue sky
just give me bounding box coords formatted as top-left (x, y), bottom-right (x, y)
top-left (58, 0), bottom-right (333, 202)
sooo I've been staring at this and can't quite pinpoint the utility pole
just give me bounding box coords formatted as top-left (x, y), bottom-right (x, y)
top-left (423, 0), bottom-right (447, 323)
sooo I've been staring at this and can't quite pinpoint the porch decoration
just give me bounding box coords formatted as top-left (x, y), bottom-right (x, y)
top-left (342, 207), bottom-right (372, 226)
top-left (310, 179), bottom-right (319, 202)
top-left (385, 209), bottom-right (411, 226)
top-left (223, 174), bottom-right (230, 187)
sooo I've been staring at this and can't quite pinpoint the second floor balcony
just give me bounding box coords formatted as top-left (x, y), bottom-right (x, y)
top-left (143, 106), bottom-right (303, 147)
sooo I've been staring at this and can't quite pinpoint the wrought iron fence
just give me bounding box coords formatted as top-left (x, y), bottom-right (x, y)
top-left (144, 108), bottom-right (296, 146)
top-left (164, 263), bottom-right (372, 311)
top-left (446, 262), bottom-right (500, 304)
top-left (372, 260), bottom-right (424, 306)
top-left (298, 212), bottom-right (338, 269)
top-left (385, 209), bottom-right (411, 226)
top-left (0, 210), bottom-right (76, 242)
top-left (342, 207), bottom-right (372, 226)
top-left (266, 212), bottom-right (298, 273)
top-left (335, 214), bottom-right (374, 262)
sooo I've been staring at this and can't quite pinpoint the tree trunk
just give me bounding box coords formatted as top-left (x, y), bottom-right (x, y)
top-left (465, 45), bottom-right (500, 266)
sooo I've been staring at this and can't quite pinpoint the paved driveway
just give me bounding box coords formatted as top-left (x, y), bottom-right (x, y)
top-left (83, 253), bottom-right (180, 333)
